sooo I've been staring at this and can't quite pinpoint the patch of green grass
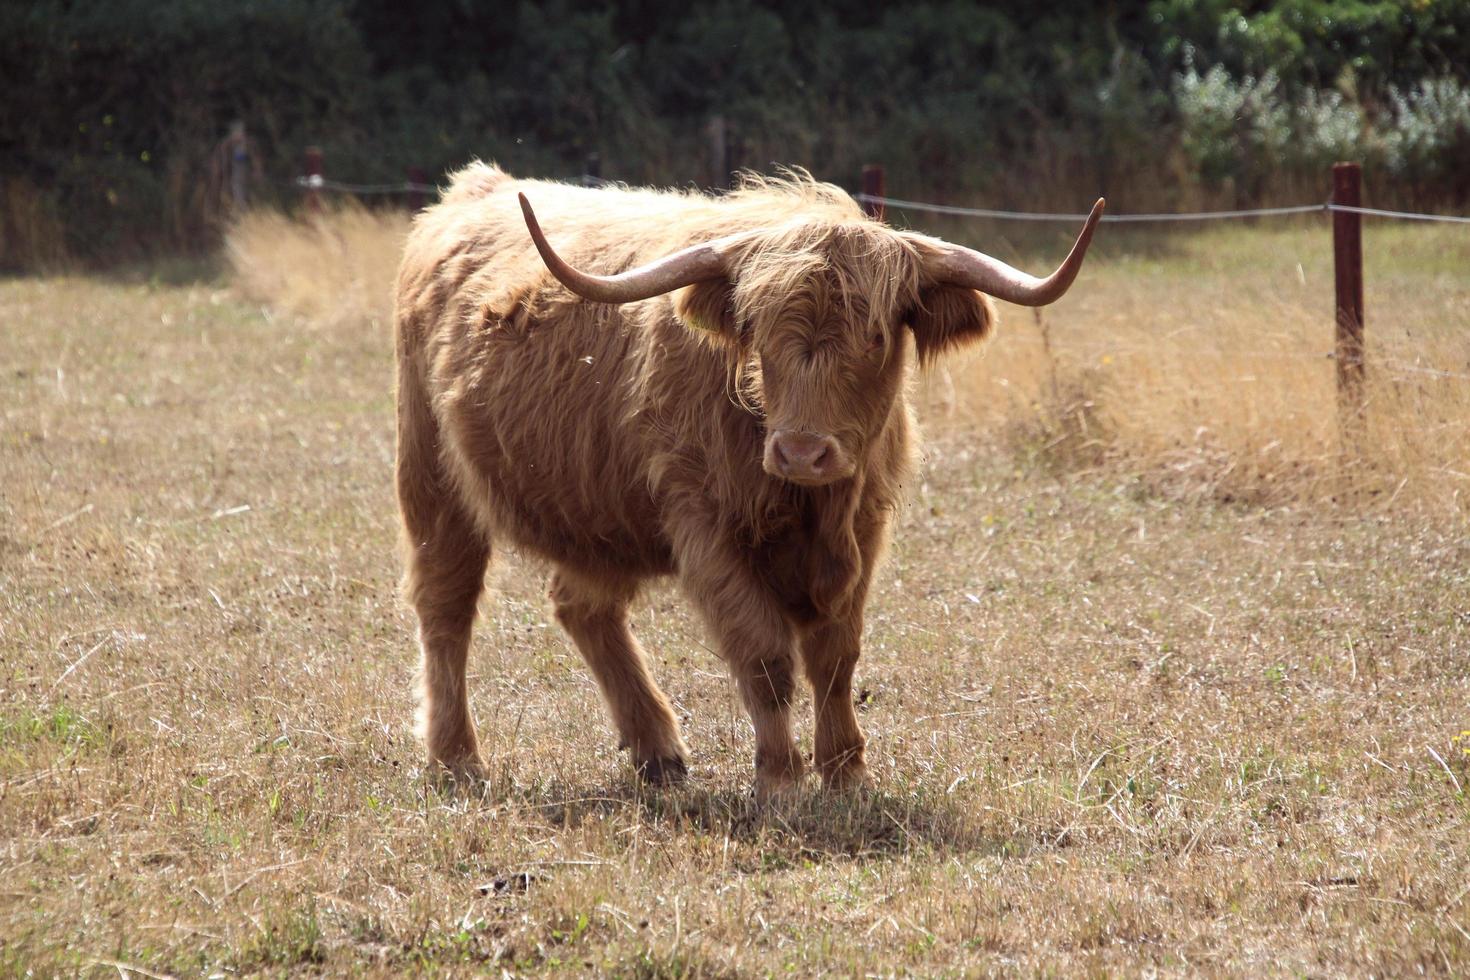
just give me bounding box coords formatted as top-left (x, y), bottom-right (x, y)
top-left (0, 705), bottom-right (107, 757)
top-left (231, 902), bottom-right (325, 971)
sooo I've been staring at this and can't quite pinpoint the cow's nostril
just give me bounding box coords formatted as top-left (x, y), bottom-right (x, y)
top-left (810, 445), bottom-right (830, 471)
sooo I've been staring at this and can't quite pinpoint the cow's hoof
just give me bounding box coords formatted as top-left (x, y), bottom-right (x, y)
top-left (429, 756), bottom-right (487, 787)
top-left (753, 771), bottom-right (805, 805)
top-left (820, 762), bottom-right (870, 794)
top-left (635, 755), bottom-right (689, 787)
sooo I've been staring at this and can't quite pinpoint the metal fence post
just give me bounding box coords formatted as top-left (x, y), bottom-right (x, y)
top-left (1332, 161), bottom-right (1365, 433)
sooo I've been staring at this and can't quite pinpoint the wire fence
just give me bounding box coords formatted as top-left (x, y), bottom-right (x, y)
top-left (854, 193), bottom-right (1470, 225)
top-left (1321, 202), bottom-right (1470, 224)
top-left (290, 160), bottom-right (1466, 408)
top-left (292, 172), bottom-right (1470, 225)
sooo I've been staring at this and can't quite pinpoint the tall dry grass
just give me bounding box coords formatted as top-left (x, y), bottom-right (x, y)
top-left (227, 205), bottom-right (1470, 516)
top-left (227, 203), bottom-right (409, 330)
top-left (925, 218), bottom-right (1470, 516)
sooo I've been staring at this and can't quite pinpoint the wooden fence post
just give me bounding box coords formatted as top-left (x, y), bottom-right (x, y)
top-left (1332, 161), bottom-right (1365, 432)
top-left (861, 164), bottom-right (885, 221)
top-left (728, 132), bottom-right (744, 185)
top-left (706, 115), bottom-right (730, 190)
top-left (303, 146), bottom-right (324, 215)
top-left (407, 165), bottom-right (427, 211)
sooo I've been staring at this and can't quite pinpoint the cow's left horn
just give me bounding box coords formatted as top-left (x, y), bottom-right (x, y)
top-left (519, 193), bottom-right (738, 303)
top-left (928, 199), bottom-right (1105, 306)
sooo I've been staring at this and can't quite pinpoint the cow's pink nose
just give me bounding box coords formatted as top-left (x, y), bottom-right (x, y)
top-left (769, 430), bottom-right (841, 483)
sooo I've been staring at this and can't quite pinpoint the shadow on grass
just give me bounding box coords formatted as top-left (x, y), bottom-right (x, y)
top-left (427, 769), bottom-right (1029, 864)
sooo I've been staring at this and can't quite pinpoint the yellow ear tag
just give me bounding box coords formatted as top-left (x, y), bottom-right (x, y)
top-left (684, 312), bottom-right (717, 332)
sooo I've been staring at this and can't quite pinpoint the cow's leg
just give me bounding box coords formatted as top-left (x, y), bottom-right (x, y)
top-left (799, 619), bottom-right (868, 791)
top-left (670, 518), bottom-right (803, 798)
top-left (397, 366), bottom-right (491, 779)
top-left (404, 508), bottom-right (489, 779)
top-left (801, 510), bottom-right (882, 791)
top-left (550, 567), bottom-right (689, 785)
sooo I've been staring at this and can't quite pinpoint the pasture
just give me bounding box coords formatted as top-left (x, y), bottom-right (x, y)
top-left (3, 205), bottom-right (1468, 975)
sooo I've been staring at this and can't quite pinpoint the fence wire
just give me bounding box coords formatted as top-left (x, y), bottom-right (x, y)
top-left (1322, 203), bottom-right (1470, 224)
top-left (294, 175), bottom-right (436, 195)
top-left (293, 174), bottom-right (1470, 225)
top-left (289, 171), bottom-right (1467, 386)
top-left (857, 193), bottom-right (1470, 225)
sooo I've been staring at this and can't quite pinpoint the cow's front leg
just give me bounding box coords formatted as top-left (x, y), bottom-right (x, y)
top-left (732, 638), bottom-right (803, 799)
top-left (800, 619), bottom-right (867, 791)
top-left (550, 567), bottom-right (689, 785)
top-left (672, 521), bottom-right (803, 798)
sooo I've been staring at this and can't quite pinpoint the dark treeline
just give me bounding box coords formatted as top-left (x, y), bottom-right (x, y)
top-left (2, 0), bottom-right (1468, 269)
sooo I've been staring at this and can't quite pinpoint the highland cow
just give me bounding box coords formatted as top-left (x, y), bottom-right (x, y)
top-left (394, 163), bottom-right (1102, 796)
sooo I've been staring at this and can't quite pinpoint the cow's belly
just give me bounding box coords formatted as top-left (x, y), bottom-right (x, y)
top-left (476, 458), bottom-right (675, 577)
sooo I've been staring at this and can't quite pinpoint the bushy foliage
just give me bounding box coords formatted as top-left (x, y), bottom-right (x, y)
top-left (1381, 77), bottom-right (1470, 202)
top-left (2, 0), bottom-right (1467, 269)
top-left (1174, 59), bottom-right (1470, 205)
top-left (1174, 61), bottom-right (1294, 192)
top-left (0, 0), bottom-right (368, 265)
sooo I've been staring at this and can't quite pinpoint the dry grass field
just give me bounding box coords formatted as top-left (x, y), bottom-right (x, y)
top-left (3, 201), bottom-right (1468, 976)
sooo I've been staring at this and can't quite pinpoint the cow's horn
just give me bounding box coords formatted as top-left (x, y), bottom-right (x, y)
top-left (928, 199), bottom-right (1105, 306)
top-left (519, 193), bottom-right (738, 303)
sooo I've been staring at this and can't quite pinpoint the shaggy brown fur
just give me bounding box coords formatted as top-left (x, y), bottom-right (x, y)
top-left (395, 163), bottom-right (996, 796)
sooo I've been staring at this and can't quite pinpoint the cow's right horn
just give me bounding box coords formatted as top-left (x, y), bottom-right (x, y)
top-left (520, 193), bottom-right (738, 304)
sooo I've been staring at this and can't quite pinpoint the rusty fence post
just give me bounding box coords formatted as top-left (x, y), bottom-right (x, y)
top-left (303, 146), bottom-right (324, 215)
top-left (861, 164), bottom-right (885, 221)
top-left (1332, 161), bottom-right (1365, 435)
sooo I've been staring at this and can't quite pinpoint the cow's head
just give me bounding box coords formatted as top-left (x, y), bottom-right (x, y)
top-left (519, 192), bottom-right (1103, 487)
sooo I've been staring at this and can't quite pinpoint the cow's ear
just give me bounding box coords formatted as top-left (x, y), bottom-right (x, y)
top-left (673, 279), bottom-right (741, 344)
top-left (906, 285), bottom-right (995, 366)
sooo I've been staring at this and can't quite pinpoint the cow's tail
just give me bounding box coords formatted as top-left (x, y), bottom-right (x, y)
top-left (440, 160), bottom-right (513, 206)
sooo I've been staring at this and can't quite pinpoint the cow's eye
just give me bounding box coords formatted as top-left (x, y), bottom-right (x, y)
top-left (867, 331), bottom-right (884, 352)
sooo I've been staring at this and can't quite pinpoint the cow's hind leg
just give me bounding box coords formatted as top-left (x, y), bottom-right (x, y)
top-left (404, 504), bottom-right (490, 779)
top-left (550, 567), bottom-right (689, 785)
top-left (398, 370), bottom-right (491, 779)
